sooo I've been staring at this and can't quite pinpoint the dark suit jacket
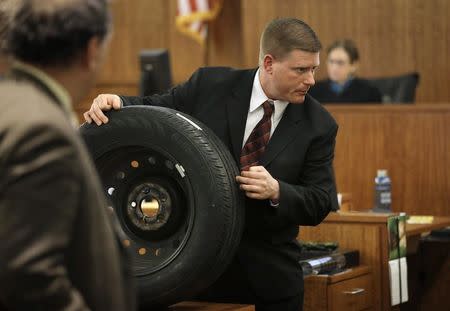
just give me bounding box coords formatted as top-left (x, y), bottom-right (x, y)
top-left (309, 78), bottom-right (382, 103)
top-left (0, 67), bottom-right (134, 310)
top-left (121, 67), bottom-right (339, 299)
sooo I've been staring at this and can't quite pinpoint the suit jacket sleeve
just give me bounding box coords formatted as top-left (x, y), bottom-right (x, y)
top-left (0, 124), bottom-right (90, 310)
top-left (119, 68), bottom-right (202, 114)
top-left (269, 123), bottom-right (339, 227)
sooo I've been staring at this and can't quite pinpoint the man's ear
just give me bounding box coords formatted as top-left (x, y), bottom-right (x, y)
top-left (263, 54), bottom-right (275, 74)
top-left (81, 36), bottom-right (102, 71)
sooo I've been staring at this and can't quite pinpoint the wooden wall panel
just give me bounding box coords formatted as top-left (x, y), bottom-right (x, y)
top-left (207, 0), bottom-right (243, 68)
top-left (167, 0), bottom-right (204, 84)
top-left (97, 0), bottom-right (241, 88)
top-left (326, 104), bottom-right (450, 216)
top-left (99, 0), bottom-right (169, 85)
top-left (241, 0), bottom-right (450, 102)
top-left (78, 0), bottom-right (242, 122)
top-left (94, 0), bottom-right (450, 101)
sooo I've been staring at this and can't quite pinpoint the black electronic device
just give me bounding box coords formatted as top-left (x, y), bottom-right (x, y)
top-left (139, 49), bottom-right (172, 96)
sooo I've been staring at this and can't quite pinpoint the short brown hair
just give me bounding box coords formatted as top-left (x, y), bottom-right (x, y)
top-left (259, 18), bottom-right (322, 64)
top-left (327, 39), bottom-right (359, 64)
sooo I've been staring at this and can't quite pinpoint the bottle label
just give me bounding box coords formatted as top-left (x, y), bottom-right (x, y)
top-left (380, 192), bottom-right (391, 204)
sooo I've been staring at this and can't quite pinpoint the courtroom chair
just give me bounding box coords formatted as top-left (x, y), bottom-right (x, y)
top-left (139, 49), bottom-right (173, 96)
top-left (369, 72), bottom-right (420, 103)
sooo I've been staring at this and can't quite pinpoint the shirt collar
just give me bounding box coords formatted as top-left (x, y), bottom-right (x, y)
top-left (250, 69), bottom-right (289, 113)
top-left (11, 61), bottom-right (78, 126)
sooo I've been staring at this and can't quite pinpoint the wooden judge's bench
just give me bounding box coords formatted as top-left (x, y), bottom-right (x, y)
top-left (298, 103), bottom-right (450, 311)
top-left (324, 103), bottom-right (450, 219)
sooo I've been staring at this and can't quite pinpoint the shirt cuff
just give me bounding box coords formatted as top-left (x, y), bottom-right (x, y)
top-left (269, 199), bottom-right (279, 208)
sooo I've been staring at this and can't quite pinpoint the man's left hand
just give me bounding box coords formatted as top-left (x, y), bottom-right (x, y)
top-left (236, 166), bottom-right (280, 200)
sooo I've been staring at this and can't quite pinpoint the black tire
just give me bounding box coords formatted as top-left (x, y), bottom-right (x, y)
top-left (79, 106), bottom-right (245, 308)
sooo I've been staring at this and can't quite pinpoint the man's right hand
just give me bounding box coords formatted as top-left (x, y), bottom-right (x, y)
top-left (83, 94), bottom-right (122, 125)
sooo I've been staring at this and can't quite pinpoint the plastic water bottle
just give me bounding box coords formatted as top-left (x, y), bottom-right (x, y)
top-left (373, 169), bottom-right (392, 212)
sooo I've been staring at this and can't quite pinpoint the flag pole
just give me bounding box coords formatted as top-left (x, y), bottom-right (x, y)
top-left (204, 24), bottom-right (210, 67)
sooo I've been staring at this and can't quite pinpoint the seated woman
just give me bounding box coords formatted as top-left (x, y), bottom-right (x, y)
top-left (309, 39), bottom-right (382, 103)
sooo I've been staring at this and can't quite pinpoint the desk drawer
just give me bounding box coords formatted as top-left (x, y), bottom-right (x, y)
top-left (328, 273), bottom-right (373, 311)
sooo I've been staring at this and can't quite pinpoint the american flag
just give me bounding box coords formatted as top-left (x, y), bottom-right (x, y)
top-left (176, 0), bottom-right (223, 46)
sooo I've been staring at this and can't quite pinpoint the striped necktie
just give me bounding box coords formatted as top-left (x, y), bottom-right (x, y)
top-left (240, 101), bottom-right (274, 171)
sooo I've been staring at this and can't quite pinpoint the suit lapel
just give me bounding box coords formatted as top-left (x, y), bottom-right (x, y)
top-left (226, 69), bottom-right (257, 163)
top-left (225, 68), bottom-right (306, 166)
top-left (260, 102), bottom-right (304, 167)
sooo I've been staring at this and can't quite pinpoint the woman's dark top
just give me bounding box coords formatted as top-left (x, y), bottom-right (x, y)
top-left (309, 78), bottom-right (382, 103)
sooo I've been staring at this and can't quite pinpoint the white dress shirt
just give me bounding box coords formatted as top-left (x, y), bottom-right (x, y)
top-left (242, 69), bottom-right (289, 147)
top-left (243, 69), bottom-right (289, 207)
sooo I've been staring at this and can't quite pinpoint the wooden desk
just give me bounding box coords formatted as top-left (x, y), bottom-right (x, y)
top-left (317, 211), bottom-right (450, 237)
top-left (405, 216), bottom-right (450, 237)
top-left (172, 267), bottom-right (373, 311)
top-left (304, 266), bottom-right (373, 311)
top-left (169, 302), bottom-right (254, 310)
top-left (405, 216), bottom-right (450, 254)
top-left (300, 211), bottom-right (450, 311)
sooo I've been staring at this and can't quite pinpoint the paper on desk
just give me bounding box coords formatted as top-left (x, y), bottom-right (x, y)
top-left (389, 258), bottom-right (408, 306)
top-left (337, 193), bottom-right (342, 206)
top-left (407, 215), bottom-right (434, 224)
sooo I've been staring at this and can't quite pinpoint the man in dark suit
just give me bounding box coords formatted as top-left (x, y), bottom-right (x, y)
top-left (0, 0), bottom-right (134, 310)
top-left (84, 18), bottom-right (338, 311)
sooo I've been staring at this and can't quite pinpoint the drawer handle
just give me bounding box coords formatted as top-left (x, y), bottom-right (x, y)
top-left (343, 288), bottom-right (365, 295)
